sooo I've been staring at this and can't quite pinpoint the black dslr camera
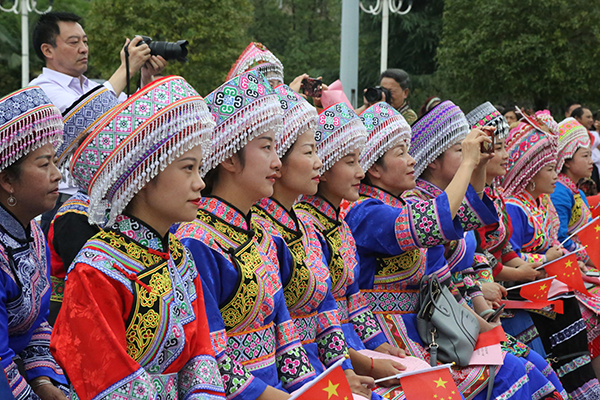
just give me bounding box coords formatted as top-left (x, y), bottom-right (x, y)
top-left (137, 36), bottom-right (189, 62)
top-left (364, 86), bottom-right (392, 105)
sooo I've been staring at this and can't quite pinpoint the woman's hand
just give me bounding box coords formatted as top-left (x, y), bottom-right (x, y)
top-left (545, 246), bottom-right (564, 263)
top-left (461, 128), bottom-right (492, 169)
top-left (344, 369), bottom-right (374, 399)
top-left (373, 342), bottom-right (405, 358)
top-left (480, 282), bottom-right (507, 304)
top-left (289, 73), bottom-right (309, 95)
top-left (31, 378), bottom-right (67, 400)
top-left (370, 359), bottom-right (406, 387)
top-left (578, 260), bottom-right (590, 273)
top-left (516, 262), bottom-right (542, 282)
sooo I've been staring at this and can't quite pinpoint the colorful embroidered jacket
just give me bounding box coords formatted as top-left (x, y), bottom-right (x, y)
top-left (294, 195), bottom-right (388, 352)
top-left (475, 185), bottom-right (520, 275)
top-left (50, 214), bottom-right (225, 400)
top-left (47, 191), bottom-right (99, 305)
top-left (345, 185), bottom-right (540, 400)
top-left (550, 174), bottom-right (592, 263)
top-left (251, 198), bottom-right (352, 373)
top-left (506, 192), bottom-right (561, 263)
top-left (0, 204), bottom-right (68, 400)
top-left (402, 180), bottom-right (498, 300)
top-left (176, 197), bottom-right (316, 400)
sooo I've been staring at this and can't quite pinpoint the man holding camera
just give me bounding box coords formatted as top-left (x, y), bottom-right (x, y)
top-left (356, 68), bottom-right (418, 125)
top-left (29, 12), bottom-right (166, 113)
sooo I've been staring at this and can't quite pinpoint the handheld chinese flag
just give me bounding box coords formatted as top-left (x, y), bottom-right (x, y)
top-left (544, 253), bottom-right (590, 296)
top-left (577, 218), bottom-right (600, 266)
top-left (291, 358), bottom-right (352, 400)
top-left (519, 276), bottom-right (553, 302)
top-left (401, 366), bottom-right (460, 400)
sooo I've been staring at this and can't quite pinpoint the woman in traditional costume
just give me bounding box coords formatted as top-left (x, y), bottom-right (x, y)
top-left (344, 101), bottom-right (563, 399)
top-left (465, 102), bottom-right (567, 397)
top-left (251, 88), bottom-right (404, 398)
top-left (465, 102), bottom-right (546, 356)
top-left (0, 87), bottom-right (69, 400)
top-left (551, 118), bottom-right (594, 263)
top-left (176, 71), bottom-right (317, 400)
top-left (50, 76), bottom-right (225, 400)
top-left (46, 86), bottom-right (118, 325)
top-left (501, 115), bottom-right (600, 399)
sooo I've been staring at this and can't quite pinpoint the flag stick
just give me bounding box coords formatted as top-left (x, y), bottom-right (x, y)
top-left (505, 275), bottom-right (556, 292)
top-left (535, 248), bottom-right (586, 270)
top-left (374, 363), bottom-right (455, 385)
top-left (288, 357), bottom-right (346, 400)
top-left (559, 216), bottom-right (600, 247)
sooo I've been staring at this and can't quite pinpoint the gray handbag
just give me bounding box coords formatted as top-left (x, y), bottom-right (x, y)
top-left (417, 274), bottom-right (480, 367)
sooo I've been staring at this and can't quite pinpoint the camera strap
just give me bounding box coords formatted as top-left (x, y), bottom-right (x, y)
top-left (124, 43), bottom-right (131, 97)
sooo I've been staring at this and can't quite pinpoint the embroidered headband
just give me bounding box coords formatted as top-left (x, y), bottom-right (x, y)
top-left (226, 42), bottom-right (284, 86)
top-left (315, 102), bottom-right (367, 174)
top-left (410, 100), bottom-right (469, 178)
top-left (359, 102), bottom-right (411, 171)
top-left (466, 102), bottom-right (509, 141)
top-left (274, 84), bottom-right (318, 157)
top-left (500, 120), bottom-right (558, 197)
top-left (57, 86), bottom-right (119, 175)
top-left (0, 86), bottom-right (63, 172)
top-left (204, 69), bottom-right (283, 174)
top-left (71, 75), bottom-right (214, 225)
top-left (557, 117), bottom-right (591, 171)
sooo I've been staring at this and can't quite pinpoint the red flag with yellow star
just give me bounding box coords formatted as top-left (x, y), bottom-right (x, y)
top-left (293, 361), bottom-right (352, 400)
top-left (400, 367), bottom-right (460, 400)
top-left (577, 218), bottom-right (600, 266)
top-left (544, 253), bottom-right (590, 296)
top-left (519, 277), bottom-right (553, 302)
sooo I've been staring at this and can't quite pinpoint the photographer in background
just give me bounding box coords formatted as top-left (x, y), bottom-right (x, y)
top-left (355, 68), bottom-right (418, 125)
top-left (29, 11), bottom-right (166, 113)
top-left (29, 11), bottom-right (167, 235)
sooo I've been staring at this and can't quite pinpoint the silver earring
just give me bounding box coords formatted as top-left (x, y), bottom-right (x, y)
top-left (7, 193), bottom-right (16, 207)
top-left (530, 181), bottom-right (536, 191)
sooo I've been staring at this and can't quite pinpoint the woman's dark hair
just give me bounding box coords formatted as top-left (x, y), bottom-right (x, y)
top-left (361, 156), bottom-right (386, 186)
top-left (32, 12), bottom-right (82, 62)
top-left (201, 148), bottom-right (246, 195)
top-left (570, 106), bottom-right (588, 119)
top-left (378, 69), bottom-right (410, 90)
top-left (2, 156), bottom-right (26, 182)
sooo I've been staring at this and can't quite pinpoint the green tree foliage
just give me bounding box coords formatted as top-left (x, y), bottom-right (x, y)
top-left (0, 0), bottom-right (89, 95)
top-left (358, 0), bottom-right (444, 111)
top-left (84, 0), bottom-right (253, 96)
top-left (437, 0), bottom-right (600, 112)
top-left (249, 0), bottom-right (341, 86)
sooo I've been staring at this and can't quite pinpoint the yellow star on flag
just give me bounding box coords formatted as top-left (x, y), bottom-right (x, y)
top-left (434, 377), bottom-right (448, 388)
top-left (594, 224), bottom-right (600, 232)
top-left (539, 284), bottom-right (547, 291)
top-left (322, 380), bottom-right (339, 399)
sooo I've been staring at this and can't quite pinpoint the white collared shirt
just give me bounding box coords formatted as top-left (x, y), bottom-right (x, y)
top-left (29, 67), bottom-right (126, 113)
top-left (30, 68), bottom-right (127, 193)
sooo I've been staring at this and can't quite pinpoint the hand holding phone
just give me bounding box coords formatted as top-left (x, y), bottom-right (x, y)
top-left (486, 303), bottom-right (506, 322)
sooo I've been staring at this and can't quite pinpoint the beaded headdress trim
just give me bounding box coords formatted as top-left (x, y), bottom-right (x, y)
top-left (0, 86), bottom-right (63, 172)
top-left (71, 76), bottom-right (213, 225)
top-left (275, 84), bottom-right (318, 157)
top-left (557, 117), bottom-right (591, 171)
top-left (410, 100), bottom-right (469, 178)
top-left (359, 103), bottom-right (411, 171)
top-left (466, 102), bottom-right (510, 141)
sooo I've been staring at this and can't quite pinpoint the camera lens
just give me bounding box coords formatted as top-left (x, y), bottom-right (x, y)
top-left (365, 87), bottom-right (382, 104)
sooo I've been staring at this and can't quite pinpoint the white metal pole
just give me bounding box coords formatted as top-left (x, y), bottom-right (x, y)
top-left (380, 0), bottom-right (389, 73)
top-left (21, 0), bottom-right (29, 87)
top-left (340, 0), bottom-right (359, 107)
